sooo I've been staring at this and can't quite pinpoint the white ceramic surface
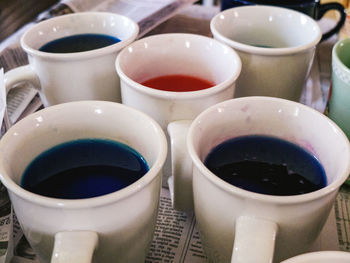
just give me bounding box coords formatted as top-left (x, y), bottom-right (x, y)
top-left (0, 101), bottom-right (167, 263)
top-left (210, 5), bottom-right (322, 101)
top-left (4, 12), bottom-right (139, 107)
top-left (281, 251), bottom-right (350, 263)
top-left (186, 97), bottom-right (350, 263)
top-left (116, 33), bottom-right (242, 211)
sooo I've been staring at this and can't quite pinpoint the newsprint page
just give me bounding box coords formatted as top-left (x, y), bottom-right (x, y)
top-left (1, 1), bottom-right (350, 262)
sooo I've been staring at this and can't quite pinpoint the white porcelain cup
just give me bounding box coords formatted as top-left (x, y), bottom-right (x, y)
top-left (210, 5), bottom-right (322, 101)
top-left (184, 97), bottom-right (350, 263)
top-left (0, 101), bottom-right (167, 263)
top-left (282, 251), bottom-right (350, 263)
top-left (115, 33), bottom-right (242, 212)
top-left (4, 12), bottom-right (139, 107)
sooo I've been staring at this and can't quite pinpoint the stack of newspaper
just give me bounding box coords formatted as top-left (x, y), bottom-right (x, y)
top-left (0, 1), bottom-right (349, 262)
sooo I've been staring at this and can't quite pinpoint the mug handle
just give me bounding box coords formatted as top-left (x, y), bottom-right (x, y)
top-left (4, 65), bottom-right (41, 127)
top-left (318, 2), bottom-right (346, 41)
top-left (231, 216), bottom-right (278, 263)
top-left (5, 65), bottom-right (41, 93)
top-left (51, 231), bottom-right (98, 263)
top-left (167, 120), bottom-right (193, 212)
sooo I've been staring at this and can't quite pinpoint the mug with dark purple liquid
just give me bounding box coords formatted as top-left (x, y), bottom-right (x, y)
top-left (187, 97), bottom-right (350, 263)
top-left (221, 0), bottom-right (346, 41)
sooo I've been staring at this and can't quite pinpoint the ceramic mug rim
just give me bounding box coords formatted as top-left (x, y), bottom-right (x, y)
top-left (115, 33), bottom-right (242, 100)
top-left (281, 251), bottom-right (350, 262)
top-left (210, 5), bottom-right (322, 56)
top-left (187, 96), bottom-right (350, 204)
top-left (0, 101), bottom-right (167, 209)
top-left (21, 12), bottom-right (139, 61)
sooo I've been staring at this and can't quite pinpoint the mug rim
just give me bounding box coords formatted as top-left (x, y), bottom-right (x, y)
top-left (21, 12), bottom-right (139, 61)
top-left (281, 251), bottom-right (350, 262)
top-left (0, 101), bottom-right (167, 209)
top-left (115, 33), bottom-right (242, 100)
top-left (210, 5), bottom-right (322, 56)
top-left (187, 96), bottom-right (350, 204)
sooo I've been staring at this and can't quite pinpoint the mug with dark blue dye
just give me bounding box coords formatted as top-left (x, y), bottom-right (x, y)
top-left (220, 0), bottom-right (346, 41)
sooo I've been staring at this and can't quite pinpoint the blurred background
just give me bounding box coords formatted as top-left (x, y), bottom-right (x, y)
top-left (0, 0), bottom-right (347, 43)
top-left (0, 0), bottom-right (59, 42)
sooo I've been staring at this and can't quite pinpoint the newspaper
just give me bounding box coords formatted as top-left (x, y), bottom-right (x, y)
top-left (0, 2), bottom-right (350, 263)
top-left (0, 72), bottom-right (12, 263)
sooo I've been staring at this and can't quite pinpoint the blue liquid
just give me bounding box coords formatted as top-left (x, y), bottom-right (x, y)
top-left (39, 34), bottom-right (121, 53)
top-left (204, 135), bottom-right (327, 196)
top-left (21, 139), bottom-right (149, 199)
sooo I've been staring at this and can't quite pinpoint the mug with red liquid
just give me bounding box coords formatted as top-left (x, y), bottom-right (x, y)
top-left (115, 33), bottom-right (242, 212)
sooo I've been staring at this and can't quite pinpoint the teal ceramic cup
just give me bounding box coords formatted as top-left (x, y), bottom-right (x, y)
top-left (328, 38), bottom-right (350, 139)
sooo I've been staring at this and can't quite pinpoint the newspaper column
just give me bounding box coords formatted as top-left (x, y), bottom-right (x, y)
top-left (0, 183), bottom-right (12, 263)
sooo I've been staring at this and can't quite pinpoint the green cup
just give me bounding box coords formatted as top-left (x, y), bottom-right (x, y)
top-left (329, 38), bottom-right (350, 139)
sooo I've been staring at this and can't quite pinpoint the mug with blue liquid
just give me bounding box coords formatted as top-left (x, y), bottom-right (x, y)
top-left (0, 101), bottom-right (167, 263)
top-left (4, 12), bottom-right (139, 107)
top-left (220, 0), bottom-right (346, 41)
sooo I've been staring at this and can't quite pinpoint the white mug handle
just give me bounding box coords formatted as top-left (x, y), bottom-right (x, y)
top-left (168, 121), bottom-right (278, 260)
top-left (232, 216), bottom-right (278, 263)
top-left (51, 231), bottom-right (98, 263)
top-left (3, 65), bottom-right (41, 127)
top-left (167, 120), bottom-right (193, 211)
top-left (4, 65), bottom-right (41, 93)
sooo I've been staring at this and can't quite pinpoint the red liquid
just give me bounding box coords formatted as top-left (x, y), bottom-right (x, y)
top-left (141, 74), bottom-right (214, 92)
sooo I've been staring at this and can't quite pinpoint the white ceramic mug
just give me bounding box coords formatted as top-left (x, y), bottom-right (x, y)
top-left (4, 12), bottom-right (139, 107)
top-left (183, 97), bottom-right (350, 263)
top-left (0, 101), bottom-right (167, 263)
top-left (210, 5), bottom-right (322, 101)
top-left (281, 251), bottom-right (350, 263)
top-left (115, 33), bottom-right (242, 211)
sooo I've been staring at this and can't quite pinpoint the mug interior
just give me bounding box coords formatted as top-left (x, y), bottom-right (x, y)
top-left (22, 12), bottom-right (138, 53)
top-left (0, 101), bottom-right (166, 200)
top-left (188, 97), bottom-right (350, 198)
top-left (211, 5), bottom-right (321, 50)
top-left (117, 33), bottom-right (241, 87)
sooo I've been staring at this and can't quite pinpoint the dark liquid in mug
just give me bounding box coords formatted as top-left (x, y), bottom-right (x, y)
top-left (141, 74), bottom-right (215, 92)
top-left (39, 34), bottom-right (121, 53)
top-left (204, 135), bottom-right (327, 196)
top-left (253, 44), bottom-right (275, 48)
top-left (231, 0), bottom-right (312, 4)
top-left (21, 139), bottom-right (149, 199)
